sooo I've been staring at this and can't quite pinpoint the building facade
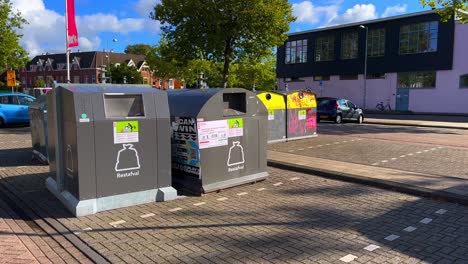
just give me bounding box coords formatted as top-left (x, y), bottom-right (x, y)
top-left (276, 10), bottom-right (468, 114)
top-left (18, 51), bottom-right (183, 90)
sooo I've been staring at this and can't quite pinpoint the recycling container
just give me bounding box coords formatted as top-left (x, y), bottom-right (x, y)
top-left (285, 91), bottom-right (317, 140)
top-left (167, 88), bottom-right (268, 195)
top-left (46, 84), bottom-right (177, 217)
top-left (256, 91), bottom-right (287, 143)
top-left (29, 94), bottom-right (49, 163)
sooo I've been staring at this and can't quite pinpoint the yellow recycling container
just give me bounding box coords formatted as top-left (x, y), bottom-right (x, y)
top-left (257, 91), bottom-right (287, 143)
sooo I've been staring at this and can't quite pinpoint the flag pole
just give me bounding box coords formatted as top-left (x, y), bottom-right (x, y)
top-left (65, 0), bottom-right (70, 83)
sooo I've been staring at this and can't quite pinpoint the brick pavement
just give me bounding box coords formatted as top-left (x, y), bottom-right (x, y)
top-left (1, 128), bottom-right (468, 263)
top-left (0, 197), bottom-right (39, 264)
top-left (269, 134), bottom-right (468, 180)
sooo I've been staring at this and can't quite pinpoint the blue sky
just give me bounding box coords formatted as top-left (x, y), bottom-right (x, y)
top-left (12, 0), bottom-right (429, 57)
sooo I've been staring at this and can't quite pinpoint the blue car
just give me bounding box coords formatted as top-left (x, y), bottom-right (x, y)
top-left (0, 93), bottom-right (36, 127)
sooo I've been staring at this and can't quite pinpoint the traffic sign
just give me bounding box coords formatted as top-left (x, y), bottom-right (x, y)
top-left (6, 70), bottom-right (16, 87)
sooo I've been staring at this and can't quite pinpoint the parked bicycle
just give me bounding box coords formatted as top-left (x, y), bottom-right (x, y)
top-left (375, 100), bottom-right (392, 111)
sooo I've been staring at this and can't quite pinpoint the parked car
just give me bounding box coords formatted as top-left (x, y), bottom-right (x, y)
top-left (317, 97), bottom-right (364, 124)
top-left (0, 93), bottom-right (36, 127)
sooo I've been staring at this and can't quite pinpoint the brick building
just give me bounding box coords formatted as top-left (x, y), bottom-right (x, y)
top-left (18, 51), bottom-right (182, 90)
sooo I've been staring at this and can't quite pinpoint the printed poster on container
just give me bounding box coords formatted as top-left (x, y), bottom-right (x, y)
top-left (268, 110), bottom-right (275, 121)
top-left (228, 118), bottom-right (243, 137)
top-left (171, 117), bottom-right (200, 176)
top-left (113, 121), bottom-right (139, 144)
top-left (197, 120), bottom-right (228, 149)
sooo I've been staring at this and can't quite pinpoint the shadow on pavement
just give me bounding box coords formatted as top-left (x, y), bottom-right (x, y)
top-left (0, 125), bottom-right (31, 135)
top-left (0, 147), bottom-right (44, 167)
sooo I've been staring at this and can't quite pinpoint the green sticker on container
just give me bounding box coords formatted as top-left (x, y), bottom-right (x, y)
top-left (268, 110), bottom-right (275, 120)
top-left (113, 121), bottom-right (139, 144)
top-left (298, 110), bottom-right (307, 120)
top-left (228, 118), bottom-right (243, 137)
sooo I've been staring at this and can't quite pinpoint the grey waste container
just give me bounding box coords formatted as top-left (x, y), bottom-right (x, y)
top-left (167, 88), bottom-right (268, 195)
top-left (46, 84), bottom-right (177, 217)
top-left (29, 94), bottom-right (49, 163)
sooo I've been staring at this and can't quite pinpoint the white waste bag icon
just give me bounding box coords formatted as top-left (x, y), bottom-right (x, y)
top-left (227, 141), bottom-right (245, 166)
top-left (115, 144), bottom-right (141, 172)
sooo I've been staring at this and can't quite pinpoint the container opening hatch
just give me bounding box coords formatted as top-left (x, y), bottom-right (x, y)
top-left (104, 94), bottom-right (145, 118)
top-left (223, 93), bottom-right (246, 116)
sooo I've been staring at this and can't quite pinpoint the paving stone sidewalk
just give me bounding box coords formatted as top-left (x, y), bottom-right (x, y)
top-left (0, 197), bottom-right (39, 264)
top-left (2, 129), bottom-right (468, 263)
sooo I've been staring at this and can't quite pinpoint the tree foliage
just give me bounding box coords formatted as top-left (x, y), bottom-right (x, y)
top-left (110, 64), bottom-right (143, 84)
top-left (146, 40), bottom-right (277, 89)
top-left (124, 44), bottom-right (152, 56)
top-left (420, 0), bottom-right (467, 23)
top-left (152, 0), bottom-right (294, 88)
top-left (0, 0), bottom-right (29, 72)
top-left (35, 79), bottom-right (45, 88)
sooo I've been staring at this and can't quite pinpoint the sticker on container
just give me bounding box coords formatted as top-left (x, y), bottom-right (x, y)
top-left (298, 110), bottom-right (307, 120)
top-left (268, 110), bottom-right (275, 121)
top-left (197, 120), bottom-right (228, 149)
top-left (113, 121), bottom-right (139, 144)
top-left (79, 113), bottom-right (90, 123)
top-left (228, 118), bottom-right (243, 138)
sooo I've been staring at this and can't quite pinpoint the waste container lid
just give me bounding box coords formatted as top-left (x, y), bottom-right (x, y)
top-left (29, 94), bottom-right (48, 110)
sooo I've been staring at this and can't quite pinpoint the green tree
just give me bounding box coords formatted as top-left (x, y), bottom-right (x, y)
top-left (420, 0), bottom-right (467, 23)
top-left (35, 79), bottom-right (45, 88)
top-left (110, 64), bottom-right (143, 84)
top-left (233, 53), bottom-right (277, 90)
top-left (146, 42), bottom-right (182, 81)
top-left (0, 0), bottom-right (29, 72)
top-left (124, 44), bottom-right (152, 56)
top-left (152, 0), bottom-right (295, 88)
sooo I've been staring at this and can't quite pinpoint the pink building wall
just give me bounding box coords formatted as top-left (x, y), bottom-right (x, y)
top-left (277, 22), bottom-right (468, 114)
top-left (408, 21), bottom-right (468, 113)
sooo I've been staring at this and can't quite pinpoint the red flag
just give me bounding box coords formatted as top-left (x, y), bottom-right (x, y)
top-left (66, 0), bottom-right (79, 48)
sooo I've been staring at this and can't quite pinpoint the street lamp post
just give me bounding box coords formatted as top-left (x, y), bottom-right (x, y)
top-left (359, 25), bottom-right (368, 110)
top-left (106, 38), bottom-right (118, 83)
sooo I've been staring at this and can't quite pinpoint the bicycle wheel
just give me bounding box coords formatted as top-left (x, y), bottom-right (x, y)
top-left (376, 104), bottom-right (384, 111)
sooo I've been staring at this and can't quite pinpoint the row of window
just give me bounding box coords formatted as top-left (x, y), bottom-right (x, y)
top-left (284, 72), bottom-right (468, 89)
top-left (285, 21), bottom-right (439, 64)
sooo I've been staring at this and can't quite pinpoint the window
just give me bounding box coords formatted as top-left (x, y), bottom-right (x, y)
top-left (367, 73), bottom-right (386, 79)
top-left (398, 71), bottom-right (436, 88)
top-left (285, 39), bottom-right (308, 64)
top-left (315, 35), bottom-right (335, 62)
top-left (460, 74), bottom-right (468, 88)
top-left (347, 101), bottom-right (356, 109)
top-left (285, 77), bottom-right (305, 82)
top-left (340, 75), bottom-right (358, 80)
top-left (400, 21), bottom-right (438, 55)
top-left (18, 96), bottom-right (34, 106)
top-left (341, 32), bottom-right (358, 59)
top-left (313, 76), bottom-right (330, 81)
top-left (368, 28), bottom-right (385, 57)
top-left (9, 96), bottom-right (19, 105)
top-left (73, 76), bottom-right (80, 83)
top-left (0, 96), bottom-right (8, 104)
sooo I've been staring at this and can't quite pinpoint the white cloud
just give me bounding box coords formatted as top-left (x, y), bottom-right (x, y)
top-left (11, 0), bottom-right (160, 57)
top-left (324, 4), bottom-right (378, 27)
top-left (382, 4), bottom-right (408, 18)
top-left (293, 1), bottom-right (339, 24)
top-left (134, 0), bottom-right (160, 17)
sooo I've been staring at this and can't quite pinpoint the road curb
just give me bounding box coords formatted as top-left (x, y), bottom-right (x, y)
top-left (365, 121), bottom-right (468, 130)
top-left (267, 159), bottom-right (468, 206)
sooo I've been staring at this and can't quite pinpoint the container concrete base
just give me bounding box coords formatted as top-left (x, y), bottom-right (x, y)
top-left (46, 177), bottom-right (177, 217)
top-left (203, 172), bottom-right (269, 193)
